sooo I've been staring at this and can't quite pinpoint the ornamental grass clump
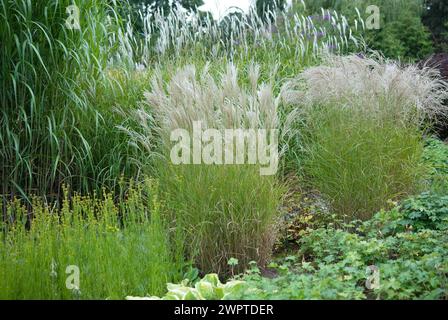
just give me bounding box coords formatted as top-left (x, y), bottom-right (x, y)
top-left (125, 64), bottom-right (287, 275)
top-left (283, 53), bottom-right (448, 124)
top-left (282, 54), bottom-right (448, 220)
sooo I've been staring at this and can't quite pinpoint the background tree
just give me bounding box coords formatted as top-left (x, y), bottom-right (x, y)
top-left (422, 0), bottom-right (448, 52)
top-left (127, 0), bottom-right (204, 13)
top-left (119, 0), bottom-right (204, 36)
top-left (256, 0), bottom-right (286, 20)
top-left (298, 0), bottom-right (434, 61)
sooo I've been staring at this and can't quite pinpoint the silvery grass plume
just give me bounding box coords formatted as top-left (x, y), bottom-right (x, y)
top-left (281, 53), bottom-right (448, 125)
top-left (113, 4), bottom-right (362, 67)
top-left (145, 63), bottom-right (280, 133)
top-left (121, 63), bottom-right (297, 158)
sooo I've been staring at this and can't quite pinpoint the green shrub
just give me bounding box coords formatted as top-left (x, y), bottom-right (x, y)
top-left (303, 0), bottom-right (425, 19)
top-left (302, 0), bottom-right (433, 61)
top-left (423, 138), bottom-right (448, 192)
top-left (422, 0), bottom-right (448, 52)
top-left (0, 179), bottom-right (184, 299)
top-left (298, 225), bottom-right (448, 300)
top-left (397, 192), bottom-right (448, 232)
top-left (362, 192), bottom-right (448, 235)
top-left (366, 12), bottom-right (433, 61)
top-left (237, 196), bottom-right (448, 300)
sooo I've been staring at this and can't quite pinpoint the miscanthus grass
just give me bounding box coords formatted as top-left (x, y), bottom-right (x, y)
top-left (121, 64), bottom-right (290, 275)
top-left (1, 0), bottom-right (361, 201)
top-left (0, 0), bottom-right (146, 201)
top-left (119, 3), bottom-right (362, 66)
top-left (282, 53), bottom-right (448, 220)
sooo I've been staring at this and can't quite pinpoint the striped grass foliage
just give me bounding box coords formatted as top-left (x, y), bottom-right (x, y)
top-left (0, 0), bottom-right (145, 201)
top-left (0, 179), bottom-right (184, 299)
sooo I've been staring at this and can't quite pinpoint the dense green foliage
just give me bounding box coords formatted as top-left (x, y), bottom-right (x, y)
top-left (149, 190), bottom-right (448, 300)
top-left (423, 138), bottom-right (448, 192)
top-left (117, 139), bottom-right (448, 301)
top-left (0, 0), bottom-right (357, 201)
top-left (298, 104), bottom-right (425, 220)
top-left (157, 164), bottom-right (283, 275)
top-left (302, 0), bottom-right (434, 61)
top-left (0, 0), bottom-right (143, 200)
top-left (256, 0), bottom-right (286, 19)
top-left (125, 64), bottom-right (286, 275)
top-left (0, 180), bottom-right (185, 299)
top-left (1, 0), bottom-right (447, 300)
top-left (422, 0), bottom-right (448, 52)
top-left (238, 200), bottom-right (448, 300)
top-left (367, 11), bottom-right (433, 60)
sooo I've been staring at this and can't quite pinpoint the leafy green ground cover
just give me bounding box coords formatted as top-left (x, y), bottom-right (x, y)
top-left (145, 190), bottom-right (448, 300)
top-left (140, 140), bottom-right (448, 300)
